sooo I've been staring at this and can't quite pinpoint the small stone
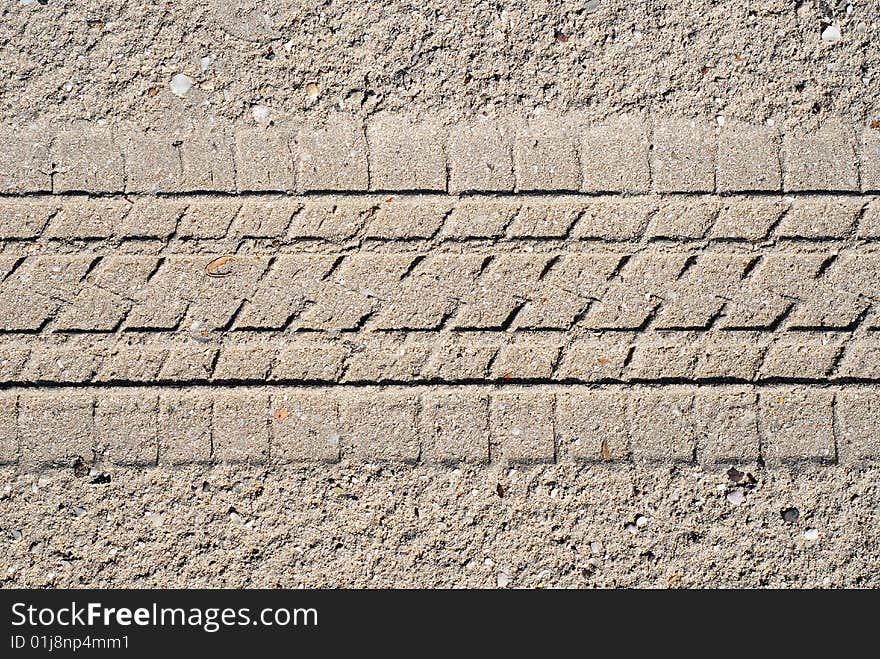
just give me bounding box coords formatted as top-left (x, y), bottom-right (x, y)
top-left (145, 512), bottom-right (164, 528)
top-left (496, 570), bottom-right (509, 587)
top-left (726, 488), bottom-right (745, 505)
top-left (199, 55), bottom-right (214, 72)
top-left (73, 506), bottom-right (86, 517)
top-left (169, 73), bottom-right (194, 97)
top-left (11, 529), bottom-right (21, 541)
top-left (625, 523), bottom-right (638, 534)
top-left (804, 528), bottom-right (820, 541)
top-left (229, 511), bottom-right (243, 525)
top-left (821, 24), bottom-right (841, 43)
top-left (584, 0), bottom-right (600, 13)
top-left (782, 507), bottom-right (800, 524)
top-left (251, 105), bottom-right (270, 126)
top-left (635, 515), bottom-right (648, 528)
top-left (305, 82), bottom-right (320, 102)
top-left (590, 541), bottom-right (601, 554)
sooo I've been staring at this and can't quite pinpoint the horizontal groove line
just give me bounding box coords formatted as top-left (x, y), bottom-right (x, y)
top-left (0, 378), bottom-right (879, 390)
top-left (0, 190), bottom-right (876, 201)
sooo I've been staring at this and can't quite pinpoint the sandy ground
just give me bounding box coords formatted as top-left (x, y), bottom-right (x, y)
top-left (1, 463), bottom-right (878, 588)
top-left (1, 2), bottom-right (879, 589)
top-left (2, 1), bottom-right (878, 130)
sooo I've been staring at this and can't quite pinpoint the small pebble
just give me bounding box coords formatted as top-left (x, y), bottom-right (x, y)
top-left (305, 82), bottom-right (320, 102)
top-left (73, 506), bottom-right (86, 517)
top-left (782, 507), bottom-right (800, 524)
top-left (804, 528), bottom-right (820, 541)
top-left (11, 529), bottom-right (21, 541)
top-left (625, 523), bottom-right (638, 534)
top-left (821, 24), bottom-right (841, 43)
top-left (590, 541), bottom-right (601, 554)
top-left (584, 0), bottom-right (600, 13)
top-left (726, 489), bottom-right (745, 505)
top-left (635, 515), bottom-right (648, 528)
top-left (199, 55), bottom-right (214, 72)
top-left (169, 73), bottom-right (194, 97)
top-left (229, 512), bottom-right (243, 525)
top-left (496, 570), bottom-right (509, 587)
top-left (251, 104), bottom-right (270, 125)
top-left (145, 512), bottom-right (164, 528)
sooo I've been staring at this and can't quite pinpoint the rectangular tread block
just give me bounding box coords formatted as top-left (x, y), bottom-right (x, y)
top-left (490, 391), bottom-right (555, 463)
top-left (234, 126), bottom-right (296, 192)
top-left (651, 119), bottom-right (716, 192)
top-left (759, 388), bottom-right (835, 465)
top-left (628, 391), bottom-right (696, 463)
top-left (783, 120), bottom-right (858, 192)
top-left (297, 115), bottom-right (369, 191)
top-left (212, 393), bottom-right (269, 463)
top-left (52, 124), bottom-right (124, 193)
top-left (556, 390), bottom-right (629, 462)
top-left (96, 391), bottom-right (158, 466)
top-left (270, 392), bottom-right (339, 462)
top-left (717, 122), bottom-right (781, 192)
top-left (367, 114), bottom-right (447, 191)
top-left (836, 391), bottom-right (880, 465)
top-left (514, 117), bottom-right (581, 191)
top-left (695, 391), bottom-right (760, 464)
top-left (338, 390), bottom-right (420, 462)
top-left (121, 128), bottom-right (180, 193)
top-left (580, 115), bottom-right (650, 193)
top-left (158, 392), bottom-right (212, 464)
top-left (18, 392), bottom-right (94, 468)
top-left (448, 119), bottom-right (514, 193)
top-left (421, 389), bottom-right (489, 464)
top-left (0, 124), bottom-right (52, 193)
